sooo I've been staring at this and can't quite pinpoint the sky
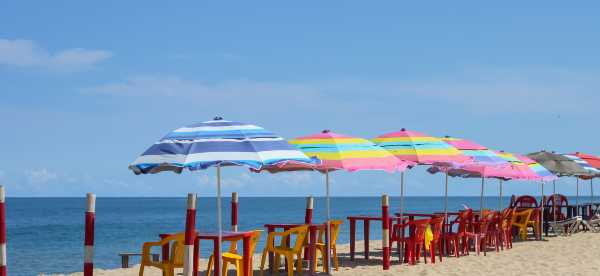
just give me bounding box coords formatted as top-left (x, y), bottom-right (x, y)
top-left (1, 1), bottom-right (599, 197)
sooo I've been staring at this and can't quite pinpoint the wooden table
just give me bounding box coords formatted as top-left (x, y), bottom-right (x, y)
top-left (160, 230), bottom-right (255, 276)
top-left (263, 223), bottom-right (328, 275)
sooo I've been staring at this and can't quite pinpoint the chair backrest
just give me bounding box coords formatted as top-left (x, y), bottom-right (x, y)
top-left (513, 195), bottom-right (538, 208)
top-left (317, 220), bottom-right (343, 245)
top-left (512, 208), bottom-right (534, 225)
top-left (429, 216), bottom-right (444, 240)
top-left (411, 218), bottom-right (431, 242)
top-left (249, 230), bottom-right (263, 255)
top-left (164, 233), bottom-right (186, 266)
top-left (501, 208), bottom-right (514, 230)
top-left (546, 194), bottom-right (568, 206)
top-left (457, 209), bottom-right (473, 234)
top-left (289, 225), bottom-right (310, 253)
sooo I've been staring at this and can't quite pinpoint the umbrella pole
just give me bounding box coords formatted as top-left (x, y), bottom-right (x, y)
top-left (576, 177), bottom-right (580, 217)
top-left (480, 177), bottom-right (485, 215)
top-left (553, 180), bottom-right (557, 225)
top-left (399, 171), bottom-right (405, 261)
top-left (325, 170), bottom-right (332, 275)
top-left (216, 164), bottom-right (223, 275)
top-left (540, 181), bottom-right (545, 239)
top-left (499, 179), bottom-right (503, 211)
top-left (444, 172), bottom-right (449, 225)
top-left (591, 178), bottom-right (594, 205)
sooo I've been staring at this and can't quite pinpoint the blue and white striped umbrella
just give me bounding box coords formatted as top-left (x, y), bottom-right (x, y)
top-left (129, 117), bottom-right (318, 174)
top-left (129, 117), bottom-right (317, 275)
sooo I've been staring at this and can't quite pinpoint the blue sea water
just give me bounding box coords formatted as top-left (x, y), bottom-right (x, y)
top-left (6, 196), bottom-right (593, 275)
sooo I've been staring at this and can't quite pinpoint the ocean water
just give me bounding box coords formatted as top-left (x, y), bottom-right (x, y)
top-left (6, 196), bottom-right (593, 275)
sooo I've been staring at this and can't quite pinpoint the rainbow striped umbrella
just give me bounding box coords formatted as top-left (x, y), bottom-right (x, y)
top-left (373, 129), bottom-right (472, 225)
top-left (268, 130), bottom-right (412, 272)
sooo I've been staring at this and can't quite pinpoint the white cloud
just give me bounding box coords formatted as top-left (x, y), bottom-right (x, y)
top-left (24, 168), bottom-right (58, 184)
top-left (0, 39), bottom-right (112, 72)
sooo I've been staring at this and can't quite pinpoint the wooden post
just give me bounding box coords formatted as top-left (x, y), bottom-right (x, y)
top-left (0, 186), bottom-right (6, 276)
top-left (382, 195), bottom-right (390, 270)
top-left (231, 192), bottom-right (238, 231)
top-left (183, 193), bottom-right (196, 276)
top-left (84, 193), bottom-right (96, 276)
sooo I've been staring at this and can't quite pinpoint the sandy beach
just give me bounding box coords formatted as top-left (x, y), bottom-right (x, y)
top-left (58, 232), bottom-right (600, 276)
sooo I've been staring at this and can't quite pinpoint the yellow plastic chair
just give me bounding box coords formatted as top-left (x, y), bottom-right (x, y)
top-left (512, 209), bottom-right (534, 240)
top-left (260, 225), bottom-right (309, 276)
top-left (526, 207), bottom-right (542, 240)
top-left (139, 233), bottom-right (185, 276)
top-left (313, 220), bottom-right (343, 272)
top-left (207, 230), bottom-right (263, 276)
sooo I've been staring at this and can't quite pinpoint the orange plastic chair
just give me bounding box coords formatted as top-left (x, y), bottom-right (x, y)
top-left (139, 233), bottom-right (185, 276)
top-left (500, 208), bottom-right (514, 249)
top-left (260, 225), bottom-right (309, 276)
top-left (512, 208), bottom-right (534, 240)
top-left (207, 230), bottom-right (262, 276)
top-left (313, 220), bottom-right (343, 272)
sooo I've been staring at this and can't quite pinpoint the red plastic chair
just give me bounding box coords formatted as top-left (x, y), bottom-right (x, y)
top-left (546, 194), bottom-right (568, 221)
top-left (513, 195), bottom-right (539, 208)
top-left (465, 213), bottom-right (493, 256)
top-left (444, 209), bottom-right (473, 258)
top-left (485, 211), bottom-right (501, 252)
top-left (392, 218), bottom-right (431, 265)
top-left (428, 216), bottom-right (444, 264)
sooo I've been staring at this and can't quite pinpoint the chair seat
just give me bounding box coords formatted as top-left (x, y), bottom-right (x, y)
top-left (222, 252), bottom-right (243, 260)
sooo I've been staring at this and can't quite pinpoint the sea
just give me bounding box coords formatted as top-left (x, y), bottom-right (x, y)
top-left (6, 196), bottom-right (592, 276)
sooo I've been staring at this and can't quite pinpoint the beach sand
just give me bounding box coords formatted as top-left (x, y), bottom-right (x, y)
top-left (58, 232), bottom-right (600, 276)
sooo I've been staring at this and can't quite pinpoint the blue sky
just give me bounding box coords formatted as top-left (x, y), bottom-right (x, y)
top-left (1, 1), bottom-right (599, 197)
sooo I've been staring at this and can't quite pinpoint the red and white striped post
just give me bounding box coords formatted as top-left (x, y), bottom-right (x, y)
top-left (231, 192), bottom-right (238, 231)
top-left (382, 195), bottom-right (390, 270)
top-left (183, 193), bottom-right (196, 276)
top-left (304, 196), bottom-right (313, 225)
top-left (84, 193), bottom-right (95, 276)
top-left (0, 186), bottom-right (6, 276)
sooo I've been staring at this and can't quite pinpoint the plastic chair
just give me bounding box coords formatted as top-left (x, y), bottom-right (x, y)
top-left (546, 194), bottom-right (568, 221)
top-left (313, 220), bottom-right (343, 272)
top-left (466, 213), bottom-right (493, 256)
top-left (260, 225), bottom-right (309, 276)
top-left (499, 208), bottom-right (514, 249)
top-left (207, 230), bottom-right (262, 276)
top-left (485, 211), bottom-right (502, 252)
top-left (512, 195), bottom-right (538, 208)
top-left (512, 208), bottom-right (534, 240)
top-left (139, 233), bottom-right (185, 276)
top-left (427, 216), bottom-right (444, 264)
top-left (444, 209), bottom-right (473, 258)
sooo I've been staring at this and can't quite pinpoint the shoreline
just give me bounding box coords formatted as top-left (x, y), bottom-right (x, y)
top-left (57, 232), bottom-right (600, 276)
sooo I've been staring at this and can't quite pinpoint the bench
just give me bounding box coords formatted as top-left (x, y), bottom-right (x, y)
top-left (118, 252), bottom-right (160, 268)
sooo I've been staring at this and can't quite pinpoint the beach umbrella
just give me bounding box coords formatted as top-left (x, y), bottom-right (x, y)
top-left (571, 153), bottom-right (600, 206)
top-left (129, 117), bottom-right (318, 275)
top-left (562, 154), bottom-right (600, 215)
top-left (430, 137), bottom-right (512, 214)
top-left (527, 151), bottom-right (590, 225)
top-left (262, 130), bottom-right (413, 273)
top-left (372, 129), bottom-right (471, 230)
top-left (494, 151), bottom-right (540, 210)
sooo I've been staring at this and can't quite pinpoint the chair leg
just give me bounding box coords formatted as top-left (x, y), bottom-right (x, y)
top-left (286, 255), bottom-right (294, 276)
top-left (259, 250), bottom-right (267, 276)
top-left (430, 243), bottom-right (435, 264)
top-left (297, 253), bottom-right (303, 276)
top-left (235, 259), bottom-right (242, 276)
top-left (138, 264), bottom-right (145, 276)
top-left (208, 255), bottom-right (214, 276)
top-left (221, 259), bottom-right (229, 276)
top-left (332, 245), bottom-right (339, 271)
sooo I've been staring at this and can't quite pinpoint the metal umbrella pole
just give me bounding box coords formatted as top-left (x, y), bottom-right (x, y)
top-left (399, 171), bottom-right (405, 261)
top-left (216, 164), bottom-right (223, 274)
top-left (576, 177), bottom-right (580, 216)
top-left (444, 172), bottom-right (449, 225)
top-left (480, 177), bottom-right (485, 215)
top-left (553, 180), bottom-right (557, 225)
top-left (498, 179), bottom-right (503, 211)
top-left (325, 170), bottom-right (332, 275)
top-left (540, 181), bottom-right (545, 239)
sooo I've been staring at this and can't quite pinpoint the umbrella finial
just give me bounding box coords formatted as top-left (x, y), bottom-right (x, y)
top-left (213, 116), bottom-right (223, 121)
top-left (401, 128), bottom-right (406, 131)
top-left (444, 135), bottom-right (451, 138)
top-left (322, 129), bottom-right (331, 133)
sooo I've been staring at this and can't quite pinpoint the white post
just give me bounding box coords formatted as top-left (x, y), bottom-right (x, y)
top-left (183, 193), bottom-right (197, 276)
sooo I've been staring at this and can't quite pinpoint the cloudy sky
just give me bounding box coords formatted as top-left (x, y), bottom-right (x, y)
top-left (1, 1), bottom-right (599, 197)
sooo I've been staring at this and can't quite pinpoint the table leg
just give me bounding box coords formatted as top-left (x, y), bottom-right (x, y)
top-left (364, 220), bottom-right (370, 260)
top-left (267, 226), bottom-right (274, 272)
top-left (193, 237), bottom-right (200, 276)
top-left (161, 236), bottom-right (169, 276)
top-left (349, 219), bottom-right (356, 261)
top-left (243, 235), bottom-right (251, 276)
top-left (213, 239), bottom-right (220, 276)
top-left (309, 227), bottom-right (317, 275)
